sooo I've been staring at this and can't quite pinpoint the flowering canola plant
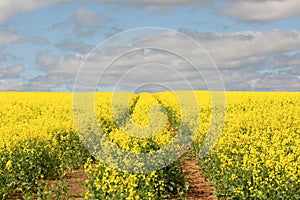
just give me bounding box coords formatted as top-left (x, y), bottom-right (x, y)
top-left (197, 92), bottom-right (300, 199)
top-left (0, 92), bottom-right (88, 199)
top-left (0, 91), bottom-right (299, 199)
top-left (84, 92), bottom-right (185, 199)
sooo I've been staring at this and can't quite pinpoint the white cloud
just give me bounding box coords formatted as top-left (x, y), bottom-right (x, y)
top-left (98, 0), bottom-right (217, 8)
top-left (0, 0), bottom-right (216, 25)
top-left (24, 74), bottom-right (73, 91)
top-left (72, 7), bottom-right (102, 37)
top-left (219, 0), bottom-right (300, 23)
top-left (74, 7), bottom-right (101, 26)
top-left (274, 52), bottom-right (300, 68)
top-left (0, 79), bottom-right (24, 91)
top-left (151, 29), bottom-right (300, 69)
top-left (0, 0), bottom-right (299, 26)
top-left (36, 53), bottom-right (82, 74)
top-left (0, 30), bottom-right (20, 49)
top-left (249, 74), bottom-right (300, 91)
top-left (99, 0), bottom-right (211, 6)
top-left (0, 0), bottom-right (66, 24)
top-left (32, 29), bottom-right (300, 91)
top-left (0, 65), bottom-right (24, 78)
top-left (0, 65), bottom-right (25, 91)
top-left (290, 67), bottom-right (300, 76)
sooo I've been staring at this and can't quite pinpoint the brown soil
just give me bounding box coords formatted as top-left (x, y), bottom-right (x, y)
top-left (65, 155), bottom-right (217, 200)
top-left (65, 153), bottom-right (217, 200)
top-left (12, 154), bottom-right (216, 200)
top-left (65, 168), bottom-right (87, 199)
top-left (170, 153), bottom-right (217, 200)
top-left (11, 169), bottom-right (87, 200)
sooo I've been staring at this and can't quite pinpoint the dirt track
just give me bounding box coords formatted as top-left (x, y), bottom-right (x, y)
top-left (66, 153), bottom-right (217, 200)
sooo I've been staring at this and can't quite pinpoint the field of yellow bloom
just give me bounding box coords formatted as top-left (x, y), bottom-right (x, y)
top-left (0, 91), bottom-right (299, 199)
top-left (198, 92), bottom-right (300, 199)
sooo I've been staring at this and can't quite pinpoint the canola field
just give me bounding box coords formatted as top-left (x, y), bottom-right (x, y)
top-left (0, 91), bottom-right (299, 199)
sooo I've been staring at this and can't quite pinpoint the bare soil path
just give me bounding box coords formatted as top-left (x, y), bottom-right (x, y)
top-left (65, 152), bottom-right (217, 200)
top-left (66, 168), bottom-right (87, 199)
top-left (170, 152), bottom-right (217, 200)
top-left (13, 153), bottom-right (217, 199)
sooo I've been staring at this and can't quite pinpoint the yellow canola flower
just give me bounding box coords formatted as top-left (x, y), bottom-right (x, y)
top-left (5, 160), bottom-right (12, 172)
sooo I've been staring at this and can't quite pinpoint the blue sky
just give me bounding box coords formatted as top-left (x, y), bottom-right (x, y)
top-left (0, 0), bottom-right (300, 91)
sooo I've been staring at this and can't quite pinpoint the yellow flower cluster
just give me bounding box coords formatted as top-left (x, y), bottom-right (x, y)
top-left (85, 157), bottom-right (163, 200)
top-left (198, 92), bottom-right (300, 199)
top-left (0, 92), bottom-right (74, 150)
top-left (0, 92), bottom-right (88, 199)
top-left (85, 92), bottom-right (185, 199)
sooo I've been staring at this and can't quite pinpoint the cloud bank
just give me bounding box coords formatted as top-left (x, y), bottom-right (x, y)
top-left (21, 29), bottom-right (299, 91)
top-left (1, 0), bottom-right (299, 25)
